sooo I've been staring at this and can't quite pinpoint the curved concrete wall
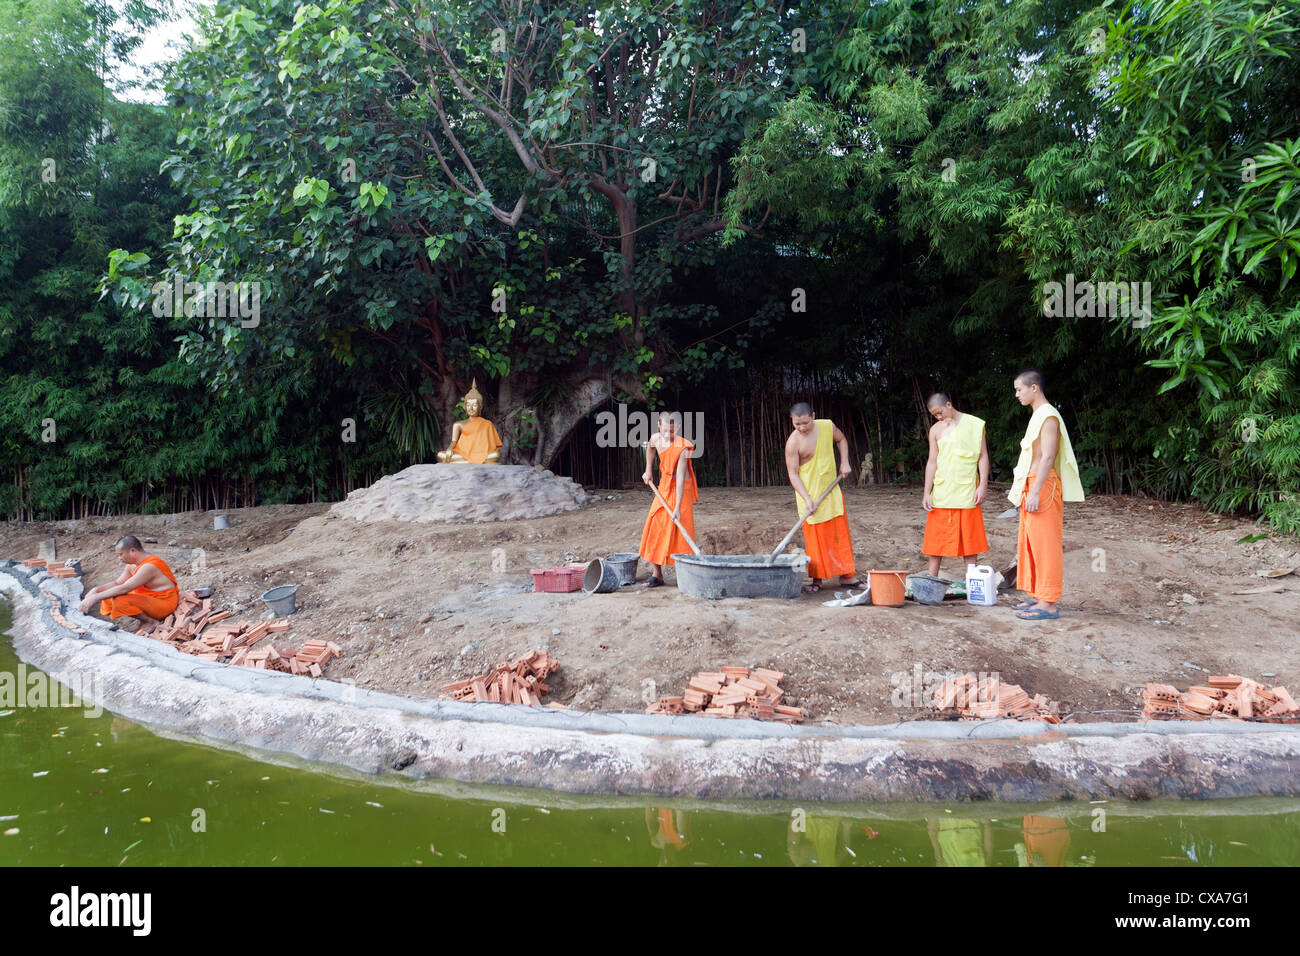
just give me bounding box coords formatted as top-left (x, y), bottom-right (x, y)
top-left (3, 560), bottom-right (1298, 802)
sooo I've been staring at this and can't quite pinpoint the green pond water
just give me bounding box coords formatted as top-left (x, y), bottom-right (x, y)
top-left (2, 598), bottom-right (1298, 867)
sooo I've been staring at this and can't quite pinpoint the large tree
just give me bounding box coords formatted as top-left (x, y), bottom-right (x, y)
top-left (104, 0), bottom-right (794, 465)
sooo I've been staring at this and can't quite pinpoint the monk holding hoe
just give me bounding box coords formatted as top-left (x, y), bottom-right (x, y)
top-left (638, 412), bottom-right (700, 588)
top-left (78, 535), bottom-right (180, 631)
top-left (1009, 370), bottom-right (1085, 620)
top-left (785, 403), bottom-right (864, 593)
top-left (922, 393), bottom-right (990, 577)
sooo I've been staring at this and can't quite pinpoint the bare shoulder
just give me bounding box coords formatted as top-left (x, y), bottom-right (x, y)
top-left (929, 420), bottom-right (944, 436)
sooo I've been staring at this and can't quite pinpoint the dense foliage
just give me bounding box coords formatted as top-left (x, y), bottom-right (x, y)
top-left (2, 0), bottom-right (1297, 531)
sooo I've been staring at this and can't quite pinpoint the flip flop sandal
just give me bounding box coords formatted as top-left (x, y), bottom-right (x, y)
top-left (801, 583), bottom-right (823, 594)
top-left (644, 576), bottom-right (664, 588)
top-left (1011, 599), bottom-right (1037, 611)
top-left (1015, 607), bottom-right (1060, 620)
top-left (839, 579), bottom-right (868, 589)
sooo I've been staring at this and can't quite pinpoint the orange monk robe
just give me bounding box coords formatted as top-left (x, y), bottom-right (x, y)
top-left (452, 416), bottom-right (502, 464)
top-left (638, 438), bottom-right (699, 566)
top-left (1022, 816), bottom-right (1070, 867)
top-left (100, 554), bottom-right (180, 620)
top-left (922, 508), bottom-right (989, 558)
top-left (1016, 470), bottom-right (1064, 603)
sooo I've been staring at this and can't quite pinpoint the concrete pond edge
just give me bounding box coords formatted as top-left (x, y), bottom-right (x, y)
top-left (2, 560), bottom-right (1298, 802)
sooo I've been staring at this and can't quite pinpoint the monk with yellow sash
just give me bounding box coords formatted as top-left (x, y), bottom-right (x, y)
top-left (638, 413), bottom-right (700, 587)
top-left (784, 403), bottom-right (864, 593)
top-left (1008, 370), bottom-right (1085, 620)
top-left (922, 393), bottom-right (990, 576)
top-left (78, 534), bottom-right (180, 631)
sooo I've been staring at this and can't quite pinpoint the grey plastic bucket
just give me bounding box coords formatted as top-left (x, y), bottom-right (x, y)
top-left (261, 584), bottom-right (298, 615)
top-left (908, 573), bottom-right (949, 606)
top-left (582, 559), bottom-right (620, 594)
top-left (213, 514), bottom-right (230, 530)
top-left (671, 553), bottom-right (805, 600)
top-left (605, 552), bottom-right (640, 586)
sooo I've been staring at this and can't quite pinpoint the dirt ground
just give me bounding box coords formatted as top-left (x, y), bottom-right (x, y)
top-left (4, 484), bottom-right (1297, 725)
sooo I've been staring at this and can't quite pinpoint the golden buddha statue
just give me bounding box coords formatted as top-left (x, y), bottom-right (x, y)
top-left (437, 379), bottom-right (503, 464)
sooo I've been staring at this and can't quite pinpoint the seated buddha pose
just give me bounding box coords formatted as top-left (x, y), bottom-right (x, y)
top-left (437, 379), bottom-right (503, 464)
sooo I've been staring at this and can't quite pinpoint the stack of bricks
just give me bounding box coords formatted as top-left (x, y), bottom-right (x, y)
top-left (1142, 675), bottom-right (1299, 721)
top-left (136, 591), bottom-right (341, 676)
top-left (24, 558), bottom-right (79, 579)
top-left (441, 650), bottom-right (564, 708)
top-left (646, 666), bottom-right (804, 721)
top-left (931, 673), bottom-right (1061, 722)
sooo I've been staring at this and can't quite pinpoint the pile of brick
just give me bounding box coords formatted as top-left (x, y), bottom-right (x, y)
top-left (441, 650), bottom-right (565, 708)
top-left (136, 591), bottom-right (342, 676)
top-left (1142, 675), bottom-right (1299, 721)
top-left (24, 558), bottom-right (79, 579)
top-left (931, 673), bottom-right (1061, 722)
top-left (646, 667), bottom-right (805, 721)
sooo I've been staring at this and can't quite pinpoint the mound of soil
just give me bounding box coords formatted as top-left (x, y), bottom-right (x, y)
top-left (329, 464), bottom-right (593, 524)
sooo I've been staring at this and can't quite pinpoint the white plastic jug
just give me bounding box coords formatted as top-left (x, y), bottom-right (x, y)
top-left (966, 565), bottom-right (998, 606)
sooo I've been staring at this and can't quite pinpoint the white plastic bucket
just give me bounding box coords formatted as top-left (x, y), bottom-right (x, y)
top-left (966, 565), bottom-right (998, 606)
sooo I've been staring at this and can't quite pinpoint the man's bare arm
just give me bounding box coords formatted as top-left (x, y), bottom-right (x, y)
top-left (785, 436), bottom-right (813, 504)
top-left (923, 423), bottom-right (940, 508)
top-left (975, 432), bottom-right (990, 504)
top-left (1031, 418), bottom-right (1060, 496)
top-left (833, 425), bottom-right (852, 478)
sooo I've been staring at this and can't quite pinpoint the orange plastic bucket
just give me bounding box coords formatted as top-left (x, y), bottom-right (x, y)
top-left (868, 570), bottom-right (907, 607)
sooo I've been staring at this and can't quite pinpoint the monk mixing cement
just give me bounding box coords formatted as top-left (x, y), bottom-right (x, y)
top-left (1008, 370), bottom-right (1084, 620)
top-left (784, 403), bottom-right (864, 593)
top-left (921, 393), bottom-right (990, 576)
top-left (78, 535), bottom-right (179, 631)
top-left (638, 412), bottom-right (700, 588)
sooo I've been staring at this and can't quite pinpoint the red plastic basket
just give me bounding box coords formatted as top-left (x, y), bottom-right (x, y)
top-left (530, 566), bottom-right (585, 593)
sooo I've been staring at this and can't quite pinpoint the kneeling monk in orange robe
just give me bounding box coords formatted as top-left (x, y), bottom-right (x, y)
top-left (785, 402), bottom-right (863, 593)
top-left (638, 413), bottom-right (699, 588)
top-left (79, 534), bottom-right (179, 631)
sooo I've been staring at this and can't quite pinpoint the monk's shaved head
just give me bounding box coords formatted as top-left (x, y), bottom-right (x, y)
top-left (114, 534), bottom-right (142, 552)
top-left (927, 392), bottom-right (951, 409)
top-left (1015, 369), bottom-right (1044, 390)
top-left (789, 401), bottom-right (813, 418)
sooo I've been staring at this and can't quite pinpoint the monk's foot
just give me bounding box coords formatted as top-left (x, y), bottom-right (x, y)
top-left (838, 577), bottom-right (867, 589)
top-left (802, 582), bottom-right (824, 594)
top-left (644, 576), bottom-right (664, 589)
top-left (1011, 598), bottom-right (1037, 611)
top-left (1015, 605), bottom-right (1059, 620)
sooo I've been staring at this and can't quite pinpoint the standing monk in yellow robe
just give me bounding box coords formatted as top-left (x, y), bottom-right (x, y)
top-left (785, 403), bottom-right (864, 593)
top-left (78, 534), bottom-right (180, 631)
top-left (638, 413), bottom-right (699, 588)
top-left (1008, 369), bottom-right (1085, 620)
top-left (922, 393), bottom-right (990, 576)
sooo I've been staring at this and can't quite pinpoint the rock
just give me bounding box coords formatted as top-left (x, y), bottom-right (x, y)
top-left (167, 540), bottom-right (179, 547)
top-left (143, 538), bottom-right (157, 543)
top-left (418, 612), bottom-right (432, 624)
top-left (329, 464), bottom-right (594, 524)
top-left (1181, 593), bottom-right (1197, 604)
top-left (552, 628), bottom-right (560, 636)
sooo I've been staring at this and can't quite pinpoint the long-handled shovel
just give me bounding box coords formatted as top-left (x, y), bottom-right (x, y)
top-left (648, 483), bottom-right (702, 556)
top-left (767, 475), bottom-right (843, 564)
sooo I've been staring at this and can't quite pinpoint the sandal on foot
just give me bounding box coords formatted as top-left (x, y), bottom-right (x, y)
top-left (839, 578), bottom-right (868, 589)
top-left (644, 576), bottom-right (664, 588)
top-left (1015, 607), bottom-right (1059, 620)
top-left (1011, 599), bottom-right (1037, 611)
top-left (801, 583), bottom-right (823, 594)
